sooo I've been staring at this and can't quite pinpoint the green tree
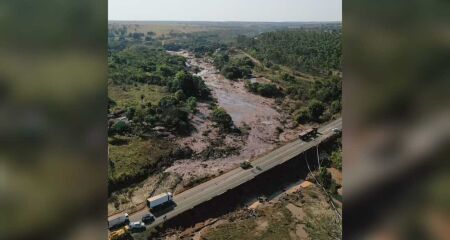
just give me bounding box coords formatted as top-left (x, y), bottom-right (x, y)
top-left (174, 90), bottom-right (186, 102)
top-left (211, 107), bottom-right (233, 130)
top-left (317, 168), bottom-right (332, 190)
top-left (159, 95), bottom-right (178, 110)
top-left (186, 96), bottom-right (197, 113)
top-left (330, 100), bottom-right (341, 114)
top-left (331, 149), bottom-right (342, 170)
top-left (308, 99), bottom-right (325, 122)
top-left (126, 107), bottom-right (136, 120)
top-left (294, 107), bottom-right (310, 123)
top-left (111, 121), bottom-right (129, 135)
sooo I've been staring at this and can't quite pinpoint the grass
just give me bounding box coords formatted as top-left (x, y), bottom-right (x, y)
top-left (204, 218), bottom-right (258, 240)
top-left (108, 136), bottom-right (175, 190)
top-left (204, 204), bottom-right (293, 240)
top-left (108, 83), bottom-right (168, 112)
top-left (300, 186), bottom-right (342, 239)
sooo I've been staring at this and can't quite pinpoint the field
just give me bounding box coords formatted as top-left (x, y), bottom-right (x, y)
top-left (108, 136), bottom-right (176, 191)
top-left (109, 83), bottom-right (168, 112)
top-left (109, 21), bottom-right (217, 37)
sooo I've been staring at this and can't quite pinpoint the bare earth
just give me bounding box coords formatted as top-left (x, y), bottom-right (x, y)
top-left (166, 51), bottom-right (300, 180)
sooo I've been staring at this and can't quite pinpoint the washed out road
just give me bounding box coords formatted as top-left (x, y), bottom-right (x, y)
top-left (112, 118), bottom-right (342, 229)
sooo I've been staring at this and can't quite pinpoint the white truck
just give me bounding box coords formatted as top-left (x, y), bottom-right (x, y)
top-left (147, 192), bottom-right (173, 209)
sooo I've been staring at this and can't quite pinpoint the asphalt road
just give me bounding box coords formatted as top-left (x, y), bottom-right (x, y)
top-left (115, 118), bottom-right (342, 229)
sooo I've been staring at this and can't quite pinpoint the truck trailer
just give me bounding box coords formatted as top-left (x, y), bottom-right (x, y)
top-left (108, 213), bottom-right (129, 230)
top-left (147, 192), bottom-right (173, 209)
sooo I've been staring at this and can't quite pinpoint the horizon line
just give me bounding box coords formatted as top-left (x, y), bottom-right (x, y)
top-left (108, 20), bottom-right (342, 23)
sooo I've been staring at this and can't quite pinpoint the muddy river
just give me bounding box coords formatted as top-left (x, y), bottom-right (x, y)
top-left (165, 51), bottom-right (300, 179)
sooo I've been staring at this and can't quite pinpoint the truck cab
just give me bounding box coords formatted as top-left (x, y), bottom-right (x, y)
top-left (240, 160), bottom-right (253, 169)
top-left (299, 127), bottom-right (318, 141)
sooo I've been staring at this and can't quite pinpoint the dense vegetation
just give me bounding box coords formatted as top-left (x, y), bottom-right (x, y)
top-left (108, 44), bottom-right (211, 135)
top-left (292, 77), bottom-right (342, 123)
top-left (237, 29), bottom-right (342, 75)
top-left (163, 32), bottom-right (228, 56)
top-left (109, 45), bottom-right (185, 86)
top-left (244, 81), bottom-right (281, 98)
top-left (213, 52), bottom-right (254, 80)
top-left (108, 41), bottom-right (212, 191)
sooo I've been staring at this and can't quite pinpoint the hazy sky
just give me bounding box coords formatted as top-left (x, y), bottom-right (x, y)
top-left (108, 0), bottom-right (342, 22)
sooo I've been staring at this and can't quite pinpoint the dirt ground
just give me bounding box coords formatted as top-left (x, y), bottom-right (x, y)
top-left (166, 51), bottom-right (301, 180)
top-left (159, 180), bottom-right (342, 240)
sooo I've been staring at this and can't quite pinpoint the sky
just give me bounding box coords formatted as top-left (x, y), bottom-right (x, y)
top-left (108, 0), bottom-right (342, 22)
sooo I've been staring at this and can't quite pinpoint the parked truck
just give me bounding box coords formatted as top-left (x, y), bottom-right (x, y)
top-left (147, 192), bottom-right (173, 209)
top-left (299, 127), bottom-right (318, 141)
top-left (108, 213), bottom-right (129, 230)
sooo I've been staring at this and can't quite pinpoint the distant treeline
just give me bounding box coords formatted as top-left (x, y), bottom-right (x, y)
top-left (236, 29), bottom-right (342, 75)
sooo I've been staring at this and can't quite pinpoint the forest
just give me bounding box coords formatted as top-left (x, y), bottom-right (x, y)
top-left (236, 29), bottom-right (342, 75)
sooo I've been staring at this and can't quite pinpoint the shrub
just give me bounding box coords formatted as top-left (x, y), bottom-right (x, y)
top-left (211, 107), bottom-right (233, 130)
top-left (294, 107), bottom-right (310, 124)
top-left (111, 121), bottom-right (130, 135)
top-left (244, 81), bottom-right (280, 98)
top-left (186, 96), bottom-right (197, 113)
top-left (331, 149), bottom-right (342, 170)
top-left (308, 99), bottom-right (325, 122)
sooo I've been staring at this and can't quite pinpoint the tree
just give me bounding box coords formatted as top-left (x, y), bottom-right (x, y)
top-left (330, 100), bottom-right (341, 114)
top-left (126, 107), bottom-right (135, 120)
top-left (221, 64), bottom-right (241, 80)
top-left (159, 95), bottom-right (178, 110)
top-left (308, 99), bottom-right (325, 122)
top-left (186, 96), bottom-right (197, 113)
top-left (174, 90), bottom-right (186, 102)
top-left (111, 121), bottom-right (129, 135)
top-left (331, 149), bottom-right (342, 170)
top-left (317, 168), bottom-right (332, 190)
top-left (131, 32), bottom-right (144, 41)
top-left (294, 107), bottom-right (310, 124)
top-left (211, 107), bottom-right (233, 130)
top-left (256, 83), bottom-right (280, 97)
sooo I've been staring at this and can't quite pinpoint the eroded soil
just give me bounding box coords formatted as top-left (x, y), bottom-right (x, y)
top-left (166, 51), bottom-right (300, 179)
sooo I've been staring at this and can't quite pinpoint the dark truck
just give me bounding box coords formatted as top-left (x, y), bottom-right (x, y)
top-left (299, 127), bottom-right (318, 141)
top-left (240, 160), bottom-right (253, 169)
